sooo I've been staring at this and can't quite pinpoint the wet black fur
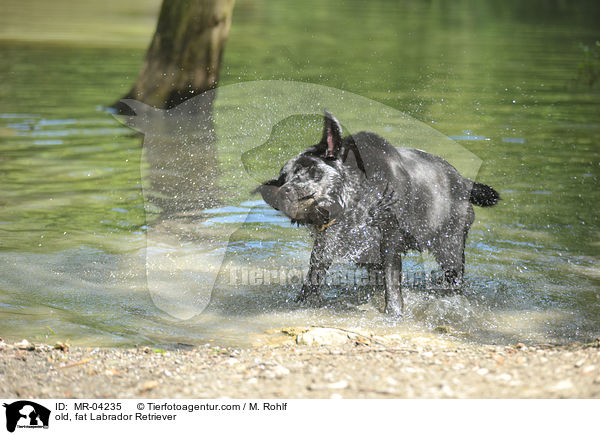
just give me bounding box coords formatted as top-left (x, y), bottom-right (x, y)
top-left (258, 112), bottom-right (500, 315)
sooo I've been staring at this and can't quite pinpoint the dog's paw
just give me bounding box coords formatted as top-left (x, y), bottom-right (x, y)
top-left (384, 300), bottom-right (404, 318)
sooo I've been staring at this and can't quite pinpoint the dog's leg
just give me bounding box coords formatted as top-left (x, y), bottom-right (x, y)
top-left (380, 238), bottom-right (404, 316)
top-left (435, 205), bottom-right (474, 290)
top-left (365, 263), bottom-right (384, 302)
top-left (431, 233), bottom-right (466, 290)
top-left (296, 239), bottom-right (331, 303)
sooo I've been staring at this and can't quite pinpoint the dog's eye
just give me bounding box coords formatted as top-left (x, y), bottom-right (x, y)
top-left (309, 167), bottom-right (319, 178)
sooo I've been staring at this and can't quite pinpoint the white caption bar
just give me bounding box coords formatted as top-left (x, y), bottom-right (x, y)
top-left (0, 399), bottom-right (596, 435)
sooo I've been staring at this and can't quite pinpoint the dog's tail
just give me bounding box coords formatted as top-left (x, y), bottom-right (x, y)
top-left (469, 181), bottom-right (500, 207)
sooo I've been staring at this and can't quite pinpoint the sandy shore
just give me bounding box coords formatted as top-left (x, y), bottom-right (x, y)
top-left (1, 328), bottom-right (599, 399)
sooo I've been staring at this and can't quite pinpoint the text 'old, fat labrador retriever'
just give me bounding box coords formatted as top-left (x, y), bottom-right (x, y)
top-left (257, 112), bottom-right (500, 316)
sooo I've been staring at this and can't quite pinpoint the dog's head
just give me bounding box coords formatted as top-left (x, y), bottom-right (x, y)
top-left (258, 112), bottom-right (359, 229)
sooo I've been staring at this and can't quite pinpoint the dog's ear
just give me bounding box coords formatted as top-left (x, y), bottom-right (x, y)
top-left (341, 138), bottom-right (367, 176)
top-left (321, 110), bottom-right (343, 159)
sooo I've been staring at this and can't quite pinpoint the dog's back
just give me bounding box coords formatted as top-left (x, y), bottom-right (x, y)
top-left (338, 132), bottom-right (474, 250)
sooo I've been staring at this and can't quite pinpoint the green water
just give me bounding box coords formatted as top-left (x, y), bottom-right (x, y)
top-left (0, 0), bottom-right (598, 347)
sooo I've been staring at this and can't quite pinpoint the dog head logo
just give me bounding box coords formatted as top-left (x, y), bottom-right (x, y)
top-left (3, 401), bottom-right (50, 433)
top-left (114, 80), bottom-right (482, 319)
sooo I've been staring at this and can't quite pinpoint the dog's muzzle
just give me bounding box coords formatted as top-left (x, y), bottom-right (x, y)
top-left (260, 184), bottom-right (340, 229)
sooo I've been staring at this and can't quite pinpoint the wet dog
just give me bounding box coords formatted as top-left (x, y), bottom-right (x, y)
top-left (258, 112), bottom-right (499, 315)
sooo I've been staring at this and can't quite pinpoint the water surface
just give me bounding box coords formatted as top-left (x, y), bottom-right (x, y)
top-left (0, 0), bottom-right (598, 347)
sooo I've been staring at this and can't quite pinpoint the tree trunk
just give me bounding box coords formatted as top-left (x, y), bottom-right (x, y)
top-left (118, 0), bottom-right (235, 110)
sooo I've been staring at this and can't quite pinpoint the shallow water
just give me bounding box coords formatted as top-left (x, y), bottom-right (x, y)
top-left (0, 0), bottom-right (599, 347)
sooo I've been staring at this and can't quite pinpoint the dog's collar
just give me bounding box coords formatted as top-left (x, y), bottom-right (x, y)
top-left (318, 219), bottom-right (337, 231)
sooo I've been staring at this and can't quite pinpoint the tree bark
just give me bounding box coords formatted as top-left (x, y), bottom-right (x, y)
top-left (118, 0), bottom-right (235, 110)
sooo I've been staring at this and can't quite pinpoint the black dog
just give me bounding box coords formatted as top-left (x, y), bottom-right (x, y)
top-left (258, 112), bottom-right (499, 315)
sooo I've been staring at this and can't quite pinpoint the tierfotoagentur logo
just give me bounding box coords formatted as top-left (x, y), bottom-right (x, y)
top-left (115, 80), bottom-right (482, 320)
top-left (228, 266), bottom-right (447, 289)
top-left (3, 401), bottom-right (50, 433)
